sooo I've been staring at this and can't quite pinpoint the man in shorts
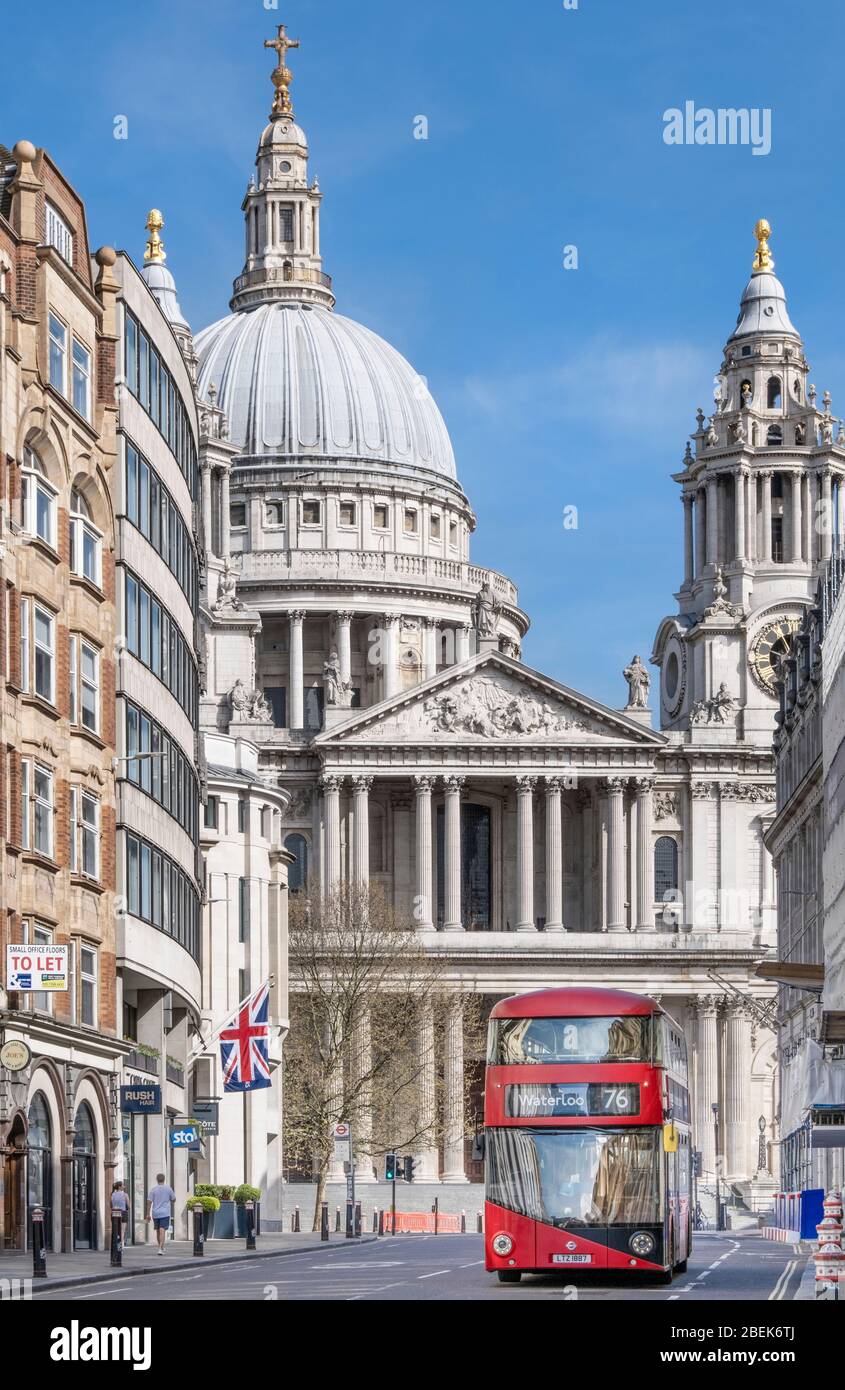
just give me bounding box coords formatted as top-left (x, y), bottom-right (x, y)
top-left (145, 1173), bottom-right (176, 1253)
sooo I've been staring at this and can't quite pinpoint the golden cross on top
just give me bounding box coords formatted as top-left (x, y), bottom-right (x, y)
top-left (264, 23), bottom-right (300, 118)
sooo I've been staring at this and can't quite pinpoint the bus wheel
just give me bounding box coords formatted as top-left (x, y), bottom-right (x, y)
top-left (656, 1269), bottom-right (674, 1285)
top-left (675, 1258), bottom-right (688, 1274)
top-left (497, 1270), bottom-right (522, 1284)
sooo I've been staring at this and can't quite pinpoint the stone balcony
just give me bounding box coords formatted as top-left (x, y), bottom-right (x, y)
top-left (234, 547), bottom-right (522, 611)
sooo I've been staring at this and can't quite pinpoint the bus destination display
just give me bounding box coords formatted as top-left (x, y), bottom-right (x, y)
top-left (505, 1082), bottom-right (640, 1118)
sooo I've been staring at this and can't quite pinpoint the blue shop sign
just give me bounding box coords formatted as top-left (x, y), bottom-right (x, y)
top-left (170, 1123), bottom-right (200, 1150)
top-left (120, 1084), bottom-right (162, 1114)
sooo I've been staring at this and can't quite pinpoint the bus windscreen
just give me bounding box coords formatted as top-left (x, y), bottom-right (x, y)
top-left (488, 1015), bottom-right (652, 1065)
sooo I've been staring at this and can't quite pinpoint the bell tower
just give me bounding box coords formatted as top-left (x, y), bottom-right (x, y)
top-left (230, 25), bottom-right (334, 313)
top-left (652, 220), bottom-right (845, 742)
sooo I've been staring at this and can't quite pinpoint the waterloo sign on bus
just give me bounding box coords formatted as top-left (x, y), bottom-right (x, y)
top-left (6, 944), bottom-right (68, 992)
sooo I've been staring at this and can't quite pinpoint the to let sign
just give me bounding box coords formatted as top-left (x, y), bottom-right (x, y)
top-left (6, 944), bottom-right (68, 992)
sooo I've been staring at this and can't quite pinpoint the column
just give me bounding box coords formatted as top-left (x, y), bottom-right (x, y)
top-left (821, 469), bottom-right (833, 561)
top-left (724, 1000), bottom-right (751, 1179)
top-left (336, 611), bottom-right (353, 687)
top-left (790, 472), bottom-right (803, 563)
top-left (606, 777), bottom-right (626, 932)
top-left (414, 776), bottom-right (434, 930)
top-left (456, 622), bottom-right (471, 664)
top-left (761, 470), bottom-right (772, 562)
top-left (200, 462), bottom-right (213, 555)
top-left (544, 777), bottom-right (564, 931)
top-left (581, 789), bottom-right (594, 930)
top-left (288, 611), bottom-right (305, 729)
top-left (635, 777), bottom-right (653, 931)
top-left (352, 1009), bottom-right (376, 1181)
top-left (705, 476), bottom-right (718, 567)
top-left (442, 997), bottom-right (468, 1182)
top-left (322, 775), bottom-right (343, 890)
top-left (414, 1001), bottom-right (439, 1179)
top-left (598, 784), bottom-right (609, 931)
top-left (695, 487), bottom-right (706, 578)
top-left (443, 775), bottom-right (464, 930)
top-left (219, 464), bottom-right (231, 560)
top-left (682, 492), bottom-right (694, 587)
top-left (351, 776), bottom-right (372, 887)
top-left (383, 614), bottom-right (399, 698)
top-left (747, 471), bottom-right (758, 562)
top-left (422, 618), bottom-right (438, 681)
top-left (694, 996), bottom-right (719, 1179)
top-left (516, 776), bottom-right (537, 931)
top-left (733, 468), bottom-right (746, 564)
top-left (837, 473), bottom-right (845, 551)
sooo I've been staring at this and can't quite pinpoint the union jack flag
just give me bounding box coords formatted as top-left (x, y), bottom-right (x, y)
top-left (220, 982), bottom-right (272, 1092)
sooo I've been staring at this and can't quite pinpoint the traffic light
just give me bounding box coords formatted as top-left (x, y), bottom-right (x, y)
top-left (403, 1156), bottom-right (416, 1183)
top-left (385, 1153), bottom-right (397, 1181)
top-left (692, 1149), bottom-right (703, 1178)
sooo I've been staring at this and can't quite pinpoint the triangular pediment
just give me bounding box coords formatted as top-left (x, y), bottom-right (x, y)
top-left (314, 652), bottom-right (667, 747)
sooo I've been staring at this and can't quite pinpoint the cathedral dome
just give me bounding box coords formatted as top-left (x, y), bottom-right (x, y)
top-left (730, 269), bottom-right (799, 341)
top-left (194, 302), bottom-right (457, 478)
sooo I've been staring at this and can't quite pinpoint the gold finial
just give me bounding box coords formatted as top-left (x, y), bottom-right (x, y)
top-left (752, 218), bottom-right (774, 273)
top-left (144, 209), bottom-right (166, 264)
top-left (264, 23), bottom-right (300, 119)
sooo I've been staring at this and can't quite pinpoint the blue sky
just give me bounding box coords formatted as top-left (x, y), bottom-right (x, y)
top-left (4, 0), bottom-right (845, 707)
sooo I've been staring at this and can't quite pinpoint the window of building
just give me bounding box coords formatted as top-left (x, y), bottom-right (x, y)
top-left (72, 339), bottom-right (92, 421)
top-left (238, 878), bottom-right (250, 943)
top-left (278, 204), bottom-right (294, 241)
top-left (71, 788), bottom-right (99, 879)
top-left (22, 762), bottom-right (55, 858)
top-left (403, 508), bottom-right (418, 534)
top-left (767, 376), bottom-right (782, 409)
top-left (48, 312), bottom-right (67, 394)
top-left (69, 635), bottom-right (100, 733)
top-left (654, 836), bottom-right (679, 902)
top-left (238, 797), bottom-right (247, 833)
top-left (264, 687), bottom-right (286, 728)
top-left (70, 489), bottom-right (102, 585)
top-left (373, 503), bottom-right (389, 530)
top-left (339, 500), bottom-right (356, 527)
top-left (80, 945), bottom-right (97, 1027)
top-left (430, 512), bottom-right (442, 540)
top-left (767, 425), bottom-right (783, 446)
top-left (302, 499), bottom-right (321, 526)
top-left (230, 502), bottom-right (247, 528)
top-left (22, 921), bottom-right (53, 1014)
top-left (204, 795), bottom-right (219, 830)
top-left (304, 685), bottom-right (324, 731)
top-left (772, 515), bottom-right (784, 563)
top-left (123, 443), bottom-right (198, 612)
top-left (21, 448), bottom-right (57, 548)
top-left (124, 309), bottom-right (198, 500)
top-left (265, 501), bottom-right (284, 526)
top-left (449, 519), bottom-right (458, 547)
top-left (22, 603), bottom-right (56, 704)
top-left (45, 201), bottom-right (73, 263)
top-left (285, 833), bottom-right (309, 893)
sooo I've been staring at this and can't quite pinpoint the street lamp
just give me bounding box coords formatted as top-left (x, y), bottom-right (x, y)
top-left (111, 751), bottom-right (169, 773)
top-left (712, 1102), bottom-right (722, 1231)
top-left (757, 1114), bottom-right (768, 1174)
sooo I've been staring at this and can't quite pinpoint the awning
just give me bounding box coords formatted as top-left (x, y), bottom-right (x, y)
top-left (754, 962), bottom-right (824, 992)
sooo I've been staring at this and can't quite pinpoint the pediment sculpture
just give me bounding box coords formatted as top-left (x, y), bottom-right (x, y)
top-left (423, 678), bottom-right (591, 738)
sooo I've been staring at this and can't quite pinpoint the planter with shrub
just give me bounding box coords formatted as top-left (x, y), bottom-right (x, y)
top-left (185, 1193), bottom-right (220, 1239)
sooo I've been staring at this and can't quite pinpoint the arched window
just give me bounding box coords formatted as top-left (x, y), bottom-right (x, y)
top-left (27, 1093), bottom-right (53, 1249)
top-left (284, 833), bottom-right (308, 893)
top-left (767, 376), bottom-right (782, 409)
top-left (654, 836), bottom-right (679, 902)
top-left (767, 424), bottom-right (783, 446)
top-left (70, 487), bottom-right (102, 586)
top-left (793, 378), bottom-right (802, 401)
top-left (21, 446), bottom-right (57, 547)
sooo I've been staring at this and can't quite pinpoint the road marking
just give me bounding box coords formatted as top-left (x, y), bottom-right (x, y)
top-left (668, 1294), bottom-right (680, 1300)
top-left (311, 1262), bottom-right (404, 1269)
top-left (769, 1260), bottom-right (797, 1301)
top-left (418, 1269), bottom-right (451, 1279)
top-left (708, 1261), bottom-right (721, 1269)
top-left (460, 1260), bottom-right (484, 1268)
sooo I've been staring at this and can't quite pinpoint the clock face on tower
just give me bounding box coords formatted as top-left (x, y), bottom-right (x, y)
top-left (749, 617), bottom-right (801, 694)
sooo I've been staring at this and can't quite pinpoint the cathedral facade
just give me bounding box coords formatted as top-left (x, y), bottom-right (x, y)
top-left (169, 33), bottom-right (845, 1206)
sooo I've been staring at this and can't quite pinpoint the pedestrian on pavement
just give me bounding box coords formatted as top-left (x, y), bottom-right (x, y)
top-left (111, 1180), bottom-right (130, 1230)
top-left (145, 1173), bottom-right (176, 1253)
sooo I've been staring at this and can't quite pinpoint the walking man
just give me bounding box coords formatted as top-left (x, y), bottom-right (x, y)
top-left (145, 1172), bottom-right (176, 1253)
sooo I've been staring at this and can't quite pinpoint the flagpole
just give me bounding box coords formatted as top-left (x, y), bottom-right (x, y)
top-left (186, 976), bottom-right (274, 1070)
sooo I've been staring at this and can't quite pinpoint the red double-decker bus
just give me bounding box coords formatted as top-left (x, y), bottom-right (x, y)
top-left (484, 987), bottom-right (692, 1285)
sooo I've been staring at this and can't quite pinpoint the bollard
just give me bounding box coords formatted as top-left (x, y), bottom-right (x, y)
top-left (294, 1205), bottom-right (301, 1234)
top-left (31, 1206), bottom-right (47, 1280)
top-left (335, 1205), bottom-right (341, 1233)
top-left (372, 1207), bottom-right (378, 1233)
top-left (461, 1209), bottom-right (466, 1234)
top-left (432, 1197), bottom-right (439, 1235)
top-left (110, 1210), bottom-right (123, 1267)
top-left (321, 1201), bottom-right (329, 1242)
top-left (245, 1199), bottom-right (257, 1250)
top-left (192, 1204), bottom-right (205, 1256)
top-left (354, 1201), bottom-right (362, 1238)
top-left (378, 1208), bottom-right (384, 1236)
top-left (477, 1211), bottom-right (483, 1234)
top-left (345, 1198), bottom-right (354, 1239)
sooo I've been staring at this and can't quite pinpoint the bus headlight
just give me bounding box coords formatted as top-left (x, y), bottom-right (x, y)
top-left (492, 1233), bottom-right (514, 1256)
top-left (629, 1231), bottom-right (656, 1257)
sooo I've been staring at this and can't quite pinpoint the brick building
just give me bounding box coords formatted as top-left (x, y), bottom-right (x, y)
top-left (0, 139), bottom-right (123, 1251)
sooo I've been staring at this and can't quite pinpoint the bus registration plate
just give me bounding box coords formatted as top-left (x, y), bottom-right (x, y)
top-left (551, 1253), bottom-right (592, 1264)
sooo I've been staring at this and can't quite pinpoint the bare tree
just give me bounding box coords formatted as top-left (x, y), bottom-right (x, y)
top-left (283, 884), bottom-right (482, 1229)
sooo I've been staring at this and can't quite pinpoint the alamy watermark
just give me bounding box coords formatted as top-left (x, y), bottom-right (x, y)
top-left (663, 102), bottom-right (771, 157)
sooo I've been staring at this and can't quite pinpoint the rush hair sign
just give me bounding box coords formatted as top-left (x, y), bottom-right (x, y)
top-left (6, 944), bottom-right (69, 991)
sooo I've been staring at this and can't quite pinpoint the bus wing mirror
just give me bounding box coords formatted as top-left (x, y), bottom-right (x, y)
top-left (472, 1132), bottom-right (486, 1161)
top-left (663, 1122), bottom-right (679, 1153)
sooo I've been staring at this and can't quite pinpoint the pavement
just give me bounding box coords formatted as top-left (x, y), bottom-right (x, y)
top-left (0, 1231), bottom-right (376, 1293)
top-left (27, 1228), bottom-right (808, 1301)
